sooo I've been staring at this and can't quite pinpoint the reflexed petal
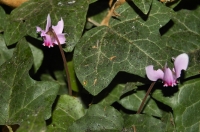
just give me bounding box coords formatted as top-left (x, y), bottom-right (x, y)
top-left (52, 18), bottom-right (64, 34)
top-left (45, 14), bottom-right (51, 32)
top-left (174, 53), bottom-right (189, 78)
top-left (163, 68), bottom-right (176, 87)
top-left (145, 65), bottom-right (164, 81)
top-left (36, 27), bottom-right (45, 36)
top-left (36, 26), bottom-right (42, 32)
top-left (54, 34), bottom-right (66, 45)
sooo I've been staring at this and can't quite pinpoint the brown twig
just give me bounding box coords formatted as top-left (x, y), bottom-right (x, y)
top-left (136, 82), bottom-right (156, 114)
top-left (48, 27), bottom-right (72, 96)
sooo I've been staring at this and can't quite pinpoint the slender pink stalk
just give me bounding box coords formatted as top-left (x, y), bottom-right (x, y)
top-left (137, 82), bottom-right (156, 114)
top-left (47, 27), bottom-right (72, 96)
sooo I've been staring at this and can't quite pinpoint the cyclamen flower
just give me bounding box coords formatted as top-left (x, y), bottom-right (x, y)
top-left (145, 53), bottom-right (189, 87)
top-left (36, 14), bottom-right (66, 48)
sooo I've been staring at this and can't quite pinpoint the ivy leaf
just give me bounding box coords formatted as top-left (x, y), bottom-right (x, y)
top-left (67, 59), bottom-right (80, 92)
top-left (94, 84), bottom-right (125, 106)
top-left (41, 71), bottom-right (68, 95)
top-left (28, 42), bottom-right (44, 72)
top-left (0, 34), bottom-right (14, 66)
top-left (132, 0), bottom-right (153, 14)
top-left (160, 112), bottom-right (176, 132)
top-left (16, 111), bottom-right (46, 132)
top-left (47, 95), bottom-right (85, 131)
top-left (123, 114), bottom-right (165, 132)
top-left (161, 7), bottom-right (200, 77)
top-left (67, 105), bottom-right (124, 132)
top-left (4, 0), bottom-right (89, 52)
top-left (92, 71), bottom-right (144, 105)
top-left (0, 6), bottom-right (6, 32)
top-left (74, 0), bottom-right (173, 95)
top-left (119, 90), bottom-right (162, 117)
top-left (152, 78), bottom-right (200, 131)
top-left (0, 38), bottom-right (59, 125)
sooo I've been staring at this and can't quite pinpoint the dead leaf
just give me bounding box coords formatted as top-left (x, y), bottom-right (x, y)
top-left (0, 0), bottom-right (28, 7)
top-left (101, 0), bottom-right (126, 26)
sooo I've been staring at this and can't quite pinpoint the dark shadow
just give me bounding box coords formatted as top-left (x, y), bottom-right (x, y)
top-left (0, 4), bottom-right (13, 14)
top-left (26, 36), bottom-right (66, 80)
top-left (153, 97), bottom-right (173, 113)
top-left (87, 0), bottom-right (110, 18)
top-left (112, 102), bottom-right (137, 114)
top-left (183, 74), bottom-right (200, 82)
top-left (159, 20), bottom-right (174, 36)
top-left (174, 0), bottom-right (200, 11)
top-left (93, 71), bottom-right (146, 104)
top-left (46, 95), bottom-right (59, 126)
top-left (0, 124), bottom-right (19, 132)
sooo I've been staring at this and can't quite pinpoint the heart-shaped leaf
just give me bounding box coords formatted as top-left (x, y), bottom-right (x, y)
top-left (47, 95), bottom-right (85, 131)
top-left (16, 111), bottom-right (46, 132)
top-left (0, 38), bottom-right (59, 125)
top-left (123, 114), bottom-right (166, 132)
top-left (74, 0), bottom-right (173, 95)
top-left (152, 78), bottom-right (200, 131)
top-left (119, 90), bottom-right (163, 117)
top-left (67, 104), bottom-right (124, 132)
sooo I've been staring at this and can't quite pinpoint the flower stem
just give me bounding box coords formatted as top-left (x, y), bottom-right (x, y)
top-left (137, 82), bottom-right (156, 114)
top-left (49, 27), bottom-right (72, 96)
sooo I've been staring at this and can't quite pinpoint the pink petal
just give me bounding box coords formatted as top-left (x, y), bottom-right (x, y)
top-left (53, 34), bottom-right (66, 45)
top-left (52, 18), bottom-right (64, 34)
top-left (145, 65), bottom-right (164, 81)
top-left (174, 53), bottom-right (189, 78)
top-left (36, 26), bottom-right (46, 36)
top-left (45, 14), bottom-right (51, 32)
top-left (163, 67), bottom-right (176, 87)
top-left (36, 26), bottom-right (42, 32)
top-left (43, 34), bottom-right (54, 48)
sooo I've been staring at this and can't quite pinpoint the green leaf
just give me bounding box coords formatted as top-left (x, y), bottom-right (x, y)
top-left (119, 90), bottom-right (162, 117)
top-left (16, 111), bottom-right (46, 132)
top-left (122, 82), bottom-right (143, 95)
top-left (132, 0), bottom-right (153, 14)
top-left (160, 112), bottom-right (176, 132)
top-left (68, 60), bottom-right (80, 92)
top-left (29, 42), bottom-right (43, 72)
top-left (94, 84), bottom-right (125, 106)
top-left (67, 104), bottom-right (124, 132)
top-left (4, 0), bottom-right (89, 52)
top-left (94, 81), bottom-right (140, 106)
top-left (47, 95), bottom-right (85, 131)
top-left (152, 78), bottom-right (200, 131)
top-left (161, 7), bottom-right (200, 78)
top-left (0, 38), bottom-right (59, 125)
top-left (123, 114), bottom-right (165, 132)
top-left (74, 0), bottom-right (173, 95)
top-left (41, 71), bottom-right (68, 95)
top-left (0, 6), bottom-right (6, 32)
top-left (0, 34), bottom-right (14, 66)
